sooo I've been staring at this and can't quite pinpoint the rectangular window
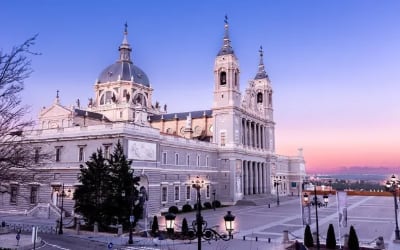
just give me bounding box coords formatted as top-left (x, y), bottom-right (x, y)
top-left (161, 186), bottom-right (168, 203)
top-left (104, 145), bottom-right (111, 159)
top-left (206, 185), bottom-right (210, 199)
top-left (186, 155), bottom-right (190, 166)
top-left (220, 132), bottom-right (226, 146)
top-left (55, 148), bottom-right (61, 162)
top-left (162, 152), bottom-right (167, 165)
top-left (78, 147), bottom-right (84, 162)
top-left (174, 186), bottom-right (180, 201)
top-left (175, 153), bottom-right (179, 165)
top-left (10, 185), bottom-right (18, 204)
top-left (186, 186), bottom-right (191, 200)
top-left (34, 148), bottom-right (40, 163)
top-left (197, 155), bottom-right (200, 166)
top-left (30, 186), bottom-right (38, 204)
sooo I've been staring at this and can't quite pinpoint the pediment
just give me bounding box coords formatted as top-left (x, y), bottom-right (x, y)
top-left (39, 104), bottom-right (72, 120)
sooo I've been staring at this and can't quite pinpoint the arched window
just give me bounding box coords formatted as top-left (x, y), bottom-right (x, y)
top-left (234, 72), bottom-right (238, 86)
top-left (220, 71), bottom-right (227, 85)
top-left (99, 91), bottom-right (113, 105)
top-left (257, 93), bottom-right (263, 103)
top-left (268, 92), bottom-right (272, 106)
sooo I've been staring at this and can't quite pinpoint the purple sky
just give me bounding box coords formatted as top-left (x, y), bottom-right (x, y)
top-left (2, 0), bottom-right (400, 172)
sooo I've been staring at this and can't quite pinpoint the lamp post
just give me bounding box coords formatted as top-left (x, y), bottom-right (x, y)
top-left (212, 189), bottom-right (216, 211)
top-left (303, 182), bottom-right (329, 250)
top-left (58, 184), bottom-right (65, 235)
top-left (274, 179), bottom-right (282, 206)
top-left (385, 174), bottom-right (400, 241)
top-left (122, 190), bottom-right (134, 244)
top-left (165, 176), bottom-right (235, 250)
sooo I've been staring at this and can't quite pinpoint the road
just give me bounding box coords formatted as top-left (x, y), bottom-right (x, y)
top-left (38, 234), bottom-right (110, 250)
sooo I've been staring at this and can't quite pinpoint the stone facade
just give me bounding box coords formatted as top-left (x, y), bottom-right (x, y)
top-left (0, 20), bottom-right (306, 219)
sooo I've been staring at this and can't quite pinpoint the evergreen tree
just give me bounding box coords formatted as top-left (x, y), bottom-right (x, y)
top-left (73, 141), bottom-right (141, 230)
top-left (73, 149), bottom-right (111, 228)
top-left (106, 140), bottom-right (141, 228)
top-left (304, 224), bottom-right (314, 248)
top-left (151, 216), bottom-right (159, 236)
top-left (181, 218), bottom-right (189, 237)
top-left (348, 225), bottom-right (360, 250)
top-left (325, 223), bottom-right (336, 249)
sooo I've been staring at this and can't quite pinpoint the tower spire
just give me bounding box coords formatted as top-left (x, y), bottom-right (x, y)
top-left (255, 45), bottom-right (268, 79)
top-left (119, 22), bottom-right (132, 62)
top-left (217, 15), bottom-right (234, 56)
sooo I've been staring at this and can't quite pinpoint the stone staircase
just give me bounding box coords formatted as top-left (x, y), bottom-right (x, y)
top-left (26, 203), bottom-right (61, 219)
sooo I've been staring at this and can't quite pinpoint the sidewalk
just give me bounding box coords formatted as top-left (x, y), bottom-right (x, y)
top-left (0, 233), bottom-right (42, 250)
top-left (64, 229), bottom-right (292, 250)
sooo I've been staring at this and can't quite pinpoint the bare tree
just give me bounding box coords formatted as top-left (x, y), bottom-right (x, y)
top-left (0, 35), bottom-right (50, 194)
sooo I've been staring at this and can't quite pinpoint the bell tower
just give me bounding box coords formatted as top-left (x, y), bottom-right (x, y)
top-left (212, 16), bottom-right (242, 148)
top-left (213, 16), bottom-right (241, 110)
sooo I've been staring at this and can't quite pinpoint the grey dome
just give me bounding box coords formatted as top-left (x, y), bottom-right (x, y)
top-left (97, 61), bottom-right (150, 87)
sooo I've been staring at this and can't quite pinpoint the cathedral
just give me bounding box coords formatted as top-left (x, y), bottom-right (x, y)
top-left (1, 19), bottom-right (306, 219)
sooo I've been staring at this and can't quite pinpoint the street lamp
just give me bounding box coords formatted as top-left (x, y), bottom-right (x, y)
top-left (58, 184), bottom-right (65, 235)
top-left (274, 179), bottom-right (282, 206)
top-left (303, 182), bottom-right (329, 250)
top-left (212, 189), bottom-right (216, 211)
top-left (165, 212), bottom-right (176, 234)
top-left (122, 190), bottom-right (134, 244)
top-left (385, 174), bottom-right (400, 241)
top-left (165, 176), bottom-right (235, 250)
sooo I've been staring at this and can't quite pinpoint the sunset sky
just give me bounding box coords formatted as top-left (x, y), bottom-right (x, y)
top-left (2, 1), bottom-right (400, 173)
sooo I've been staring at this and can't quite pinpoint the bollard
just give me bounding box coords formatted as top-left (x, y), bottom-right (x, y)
top-left (268, 204), bottom-right (270, 208)
top-left (117, 224), bottom-right (123, 236)
top-left (255, 236), bottom-right (258, 241)
top-left (282, 230), bottom-right (289, 243)
top-left (243, 236), bottom-right (246, 241)
top-left (343, 234), bottom-right (349, 248)
top-left (268, 238), bottom-right (271, 243)
top-left (75, 220), bottom-right (80, 235)
top-left (93, 222), bottom-right (99, 234)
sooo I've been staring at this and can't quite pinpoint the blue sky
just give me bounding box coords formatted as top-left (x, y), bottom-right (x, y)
top-left (2, 0), bottom-right (400, 172)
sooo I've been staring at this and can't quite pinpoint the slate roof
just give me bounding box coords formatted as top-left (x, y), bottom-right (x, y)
top-left (149, 110), bottom-right (212, 122)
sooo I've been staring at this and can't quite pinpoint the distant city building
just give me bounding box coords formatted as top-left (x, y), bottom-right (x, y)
top-left (1, 20), bottom-right (306, 218)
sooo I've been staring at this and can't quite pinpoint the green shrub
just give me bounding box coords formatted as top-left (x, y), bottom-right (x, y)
top-left (168, 206), bottom-right (179, 214)
top-left (182, 204), bottom-right (192, 212)
top-left (203, 202), bottom-right (212, 209)
top-left (151, 216), bottom-right (159, 235)
top-left (348, 225), bottom-right (360, 250)
top-left (194, 203), bottom-right (202, 210)
top-left (304, 224), bottom-right (314, 248)
top-left (212, 200), bottom-right (221, 208)
top-left (181, 218), bottom-right (189, 236)
top-left (325, 224), bottom-right (336, 249)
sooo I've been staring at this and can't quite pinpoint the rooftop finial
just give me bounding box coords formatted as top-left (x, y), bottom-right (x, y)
top-left (119, 22), bottom-right (132, 62)
top-left (217, 15), bottom-right (234, 56)
top-left (54, 89), bottom-right (60, 104)
top-left (259, 45), bottom-right (264, 65)
top-left (254, 45), bottom-right (268, 80)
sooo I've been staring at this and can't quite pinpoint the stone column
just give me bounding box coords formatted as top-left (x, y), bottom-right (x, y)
top-left (249, 161), bottom-right (253, 195)
top-left (242, 161), bottom-right (247, 195)
top-left (254, 163), bottom-right (259, 194)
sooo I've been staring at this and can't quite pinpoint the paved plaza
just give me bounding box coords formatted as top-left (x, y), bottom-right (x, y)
top-left (0, 195), bottom-right (398, 249)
